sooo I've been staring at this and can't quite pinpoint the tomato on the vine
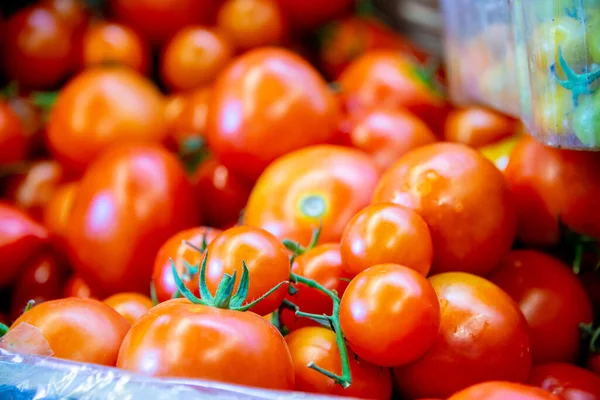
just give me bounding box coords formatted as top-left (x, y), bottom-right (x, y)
top-left (528, 363), bottom-right (600, 399)
top-left (444, 107), bottom-right (517, 148)
top-left (0, 101), bottom-right (29, 166)
top-left (448, 382), bottom-right (559, 400)
top-left (104, 292), bottom-right (154, 325)
top-left (63, 274), bottom-right (98, 299)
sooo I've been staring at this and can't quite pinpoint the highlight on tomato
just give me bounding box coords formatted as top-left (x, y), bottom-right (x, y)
top-left (528, 363), bottom-right (600, 399)
top-left (103, 292), bottom-right (154, 325)
top-left (444, 106), bottom-right (517, 148)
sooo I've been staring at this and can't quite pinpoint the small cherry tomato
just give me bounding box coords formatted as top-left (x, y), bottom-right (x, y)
top-left (448, 381), bottom-right (559, 400)
top-left (534, 16), bottom-right (586, 73)
top-left (285, 326), bottom-right (393, 399)
top-left (479, 133), bottom-right (522, 172)
top-left (244, 145), bottom-right (380, 245)
top-left (166, 87), bottom-right (211, 151)
top-left (40, 0), bottom-right (90, 33)
top-left (43, 181), bottom-right (78, 257)
top-left (117, 298), bottom-right (295, 390)
top-left (63, 274), bottom-right (98, 299)
top-left (340, 203), bottom-right (433, 277)
top-left (444, 107), bottom-right (517, 148)
top-left (104, 292), bottom-right (154, 325)
top-left (393, 272), bottom-right (532, 399)
top-left (0, 101), bottom-right (29, 166)
top-left (276, 0), bottom-right (352, 31)
top-left (528, 363), bottom-right (600, 400)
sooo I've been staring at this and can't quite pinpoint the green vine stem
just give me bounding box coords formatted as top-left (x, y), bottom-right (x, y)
top-left (283, 222), bottom-right (323, 265)
top-left (581, 322), bottom-right (600, 352)
top-left (0, 323), bottom-right (8, 338)
top-left (552, 47), bottom-right (600, 106)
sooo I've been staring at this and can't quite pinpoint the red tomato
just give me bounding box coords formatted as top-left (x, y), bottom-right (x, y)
top-left (244, 145), bottom-right (380, 245)
top-left (276, 0), bottom-right (352, 30)
top-left (373, 143), bottom-right (517, 276)
top-left (349, 107), bottom-right (438, 170)
top-left (46, 67), bottom-right (168, 173)
top-left (40, 0), bottom-right (90, 33)
top-left (280, 243), bottom-right (350, 331)
top-left (444, 107), bottom-right (517, 148)
top-left (165, 87), bottom-right (211, 151)
top-left (285, 326), bottom-right (393, 398)
top-left (5, 95), bottom-right (44, 150)
top-left (43, 181), bottom-right (77, 258)
top-left (588, 353), bottom-right (600, 376)
top-left (448, 382), bottom-right (559, 400)
top-left (528, 363), bottom-right (600, 400)
top-left (488, 250), bottom-right (593, 364)
top-left (8, 298), bottom-right (129, 365)
top-left (104, 292), bottom-right (154, 325)
top-left (117, 298), bottom-right (295, 390)
top-left (3, 6), bottom-right (74, 89)
top-left (63, 274), bottom-right (97, 299)
top-left (393, 272), bottom-right (532, 399)
top-left (152, 227), bottom-right (222, 303)
top-left (206, 47), bottom-right (341, 181)
top-left (66, 144), bottom-right (201, 296)
top-left (340, 203), bottom-right (433, 277)
top-left (0, 202), bottom-right (49, 287)
top-left (579, 270), bottom-right (600, 317)
top-left (0, 101), bottom-right (29, 166)
top-left (505, 136), bottom-right (600, 245)
top-left (204, 226), bottom-right (290, 316)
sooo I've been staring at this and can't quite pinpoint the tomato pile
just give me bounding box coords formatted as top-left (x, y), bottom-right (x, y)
top-left (1, 1), bottom-right (600, 399)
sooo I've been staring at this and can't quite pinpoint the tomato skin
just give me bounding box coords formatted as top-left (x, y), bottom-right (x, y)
top-left (66, 144), bottom-right (201, 296)
top-left (285, 327), bottom-right (393, 399)
top-left (206, 48), bottom-right (341, 182)
top-left (280, 243), bottom-right (350, 331)
top-left (528, 363), bottom-right (600, 400)
top-left (104, 293), bottom-right (154, 325)
top-left (0, 202), bottom-right (49, 287)
top-left (166, 87), bottom-right (211, 150)
top-left (393, 272), bottom-right (532, 399)
top-left (152, 227), bottom-right (222, 303)
top-left (43, 181), bottom-right (78, 258)
top-left (63, 274), bottom-right (97, 299)
top-left (479, 133), bottom-right (522, 172)
top-left (40, 0), bottom-right (90, 33)
top-left (444, 107), bottom-right (517, 148)
top-left (46, 67), bottom-right (168, 173)
top-left (488, 250), bottom-right (593, 364)
top-left (588, 353), bottom-right (600, 376)
top-left (340, 203), bottom-right (433, 277)
top-left (117, 298), bottom-right (295, 389)
top-left (505, 136), bottom-right (600, 245)
top-left (204, 226), bottom-right (290, 316)
top-left (448, 381), bottom-right (559, 400)
top-left (0, 102), bottom-right (29, 166)
top-left (276, 0), bottom-right (352, 30)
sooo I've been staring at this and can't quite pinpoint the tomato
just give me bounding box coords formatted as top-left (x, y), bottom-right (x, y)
top-left (5, 94), bottom-right (44, 148)
top-left (349, 107), bottom-right (437, 170)
top-left (104, 293), bottom-right (154, 325)
top-left (589, 353), bottom-right (600, 376)
top-left (285, 326), bottom-right (393, 398)
top-left (244, 145), bottom-right (380, 245)
top-left (276, 0), bottom-right (352, 30)
top-left (479, 133), bottom-right (522, 172)
top-left (204, 226), bottom-right (289, 316)
top-left (0, 202), bottom-right (49, 287)
top-left (110, 0), bottom-right (219, 45)
top-left (579, 270), bottom-right (600, 318)
top-left (571, 92), bottom-right (600, 147)
top-left (81, 22), bottom-right (150, 75)
top-left (43, 181), bottom-right (78, 257)
top-left (217, 0), bottom-right (287, 51)
top-left (444, 107), bottom-right (517, 148)
top-left (63, 274), bottom-right (97, 299)
top-left (66, 144), bottom-right (201, 296)
top-left (46, 67), bottom-right (168, 173)
top-left (117, 298), bottom-right (295, 389)
top-left (152, 227), bottom-right (222, 303)
top-left (504, 136), bottom-right (600, 245)
top-left (8, 298), bottom-right (129, 365)
top-left (528, 363), bottom-right (600, 400)
top-left (448, 382), bottom-right (559, 400)
top-left (534, 87), bottom-right (573, 137)
top-left (3, 6), bottom-right (74, 89)
top-left (340, 203), bottom-right (433, 277)
top-left (534, 16), bottom-right (586, 73)
top-left (373, 143), bottom-right (517, 276)
top-left (206, 47), bottom-right (341, 182)
top-left (166, 87), bottom-right (211, 151)
top-left (0, 101), bottom-right (29, 166)
top-left (488, 250), bottom-right (593, 364)
top-left (280, 243), bottom-right (350, 331)
top-left (393, 272), bottom-right (532, 399)
top-left (40, 0), bottom-right (90, 33)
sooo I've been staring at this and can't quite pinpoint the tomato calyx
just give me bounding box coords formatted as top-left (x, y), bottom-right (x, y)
top-left (552, 47), bottom-right (600, 106)
top-left (179, 136), bottom-right (211, 176)
top-left (581, 322), bottom-right (600, 352)
top-left (558, 221), bottom-right (600, 274)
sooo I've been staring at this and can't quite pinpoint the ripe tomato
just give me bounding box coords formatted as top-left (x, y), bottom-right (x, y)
top-left (46, 67), bottom-right (168, 173)
top-left (444, 107), bottom-right (517, 148)
top-left (528, 363), bottom-right (600, 400)
top-left (533, 16), bottom-right (585, 73)
top-left (0, 101), bottom-right (29, 166)
top-left (204, 226), bottom-right (290, 316)
top-left (0, 202), bottom-right (48, 287)
top-left (244, 145), bottom-right (380, 245)
top-left (340, 203), bottom-right (433, 277)
top-left (40, 0), bottom-right (89, 33)
top-left (165, 87), bottom-right (211, 151)
top-left (349, 107), bottom-right (437, 170)
top-left (280, 243), bottom-right (350, 331)
top-left (276, 0), bottom-right (352, 30)
top-left (373, 143), bottom-right (517, 276)
top-left (8, 298), bottom-right (129, 365)
top-left (479, 133), bottom-right (522, 172)
top-left (63, 274), bottom-right (97, 299)
top-left (588, 353), bottom-right (600, 376)
top-left (152, 227), bottom-right (222, 303)
top-left (104, 292), bottom-right (154, 325)
top-left (206, 48), bottom-right (341, 181)
top-left (117, 298), bottom-right (295, 389)
top-left (43, 181), bottom-right (78, 257)
top-left (66, 144), bottom-right (201, 296)
top-left (393, 272), bottom-right (532, 399)
top-left (505, 136), bottom-right (600, 245)
top-left (489, 250), bottom-right (593, 364)
top-left (110, 0), bottom-right (219, 45)
top-left (217, 0), bottom-right (287, 51)
top-left (285, 326), bottom-right (393, 398)
top-left (448, 382), bottom-right (559, 400)
top-left (81, 22), bottom-right (150, 75)
top-left (3, 6), bottom-right (74, 89)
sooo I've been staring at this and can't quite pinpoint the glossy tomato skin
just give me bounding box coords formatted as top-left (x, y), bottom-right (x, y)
top-left (245, 145), bottom-right (380, 245)
top-left (372, 143), bottom-right (518, 276)
top-left (204, 226), bottom-right (289, 316)
top-left (40, 0), bottom-right (90, 33)
top-left (588, 353), bottom-right (600, 376)
top-left (206, 48), bottom-right (341, 182)
top-left (46, 67), bottom-right (168, 173)
top-left (152, 227), bottom-right (222, 303)
top-left (285, 327), bottom-right (393, 399)
top-left (505, 136), bottom-right (600, 245)
top-left (528, 363), bottom-right (600, 400)
top-left (0, 203), bottom-right (49, 287)
top-left (448, 381), bottom-right (559, 400)
top-left (43, 181), bottom-right (78, 258)
top-left (444, 107), bottom-right (517, 148)
top-left (488, 250), bottom-right (593, 364)
top-left (0, 102), bottom-right (29, 165)
top-left (165, 87), bottom-right (211, 150)
top-left (340, 203), bottom-right (433, 277)
top-left (66, 144), bottom-right (201, 296)
top-left (117, 298), bottom-right (295, 390)
top-left (104, 292), bottom-right (154, 325)
top-left (276, 0), bottom-right (352, 30)
top-left (63, 274), bottom-right (97, 299)
top-left (393, 272), bottom-right (532, 399)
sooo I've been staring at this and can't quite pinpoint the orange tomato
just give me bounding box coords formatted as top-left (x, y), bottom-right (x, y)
top-left (165, 87), bottom-right (211, 150)
top-left (104, 292), bottom-right (154, 325)
top-left (444, 107), bottom-right (517, 148)
top-left (448, 382), bottom-right (559, 400)
top-left (63, 274), bottom-right (98, 299)
top-left (43, 181), bottom-right (78, 257)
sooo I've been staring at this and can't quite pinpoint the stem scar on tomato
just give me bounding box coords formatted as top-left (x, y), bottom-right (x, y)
top-left (552, 47), bottom-right (600, 106)
top-left (299, 194), bottom-right (328, 219)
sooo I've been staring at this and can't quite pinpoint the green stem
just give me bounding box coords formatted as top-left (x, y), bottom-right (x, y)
top-left (24, 300), bottom-right (35, 313)
top-left (150, 281), bottom-right (159, 306)
top-left (573, 243), bottom-right (584, 275)
top-left (0, 323), bottom-right (8, 338)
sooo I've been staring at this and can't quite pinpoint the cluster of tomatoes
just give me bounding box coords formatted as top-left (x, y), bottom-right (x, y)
top-left (1, 0), bottom-right (600, 399)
